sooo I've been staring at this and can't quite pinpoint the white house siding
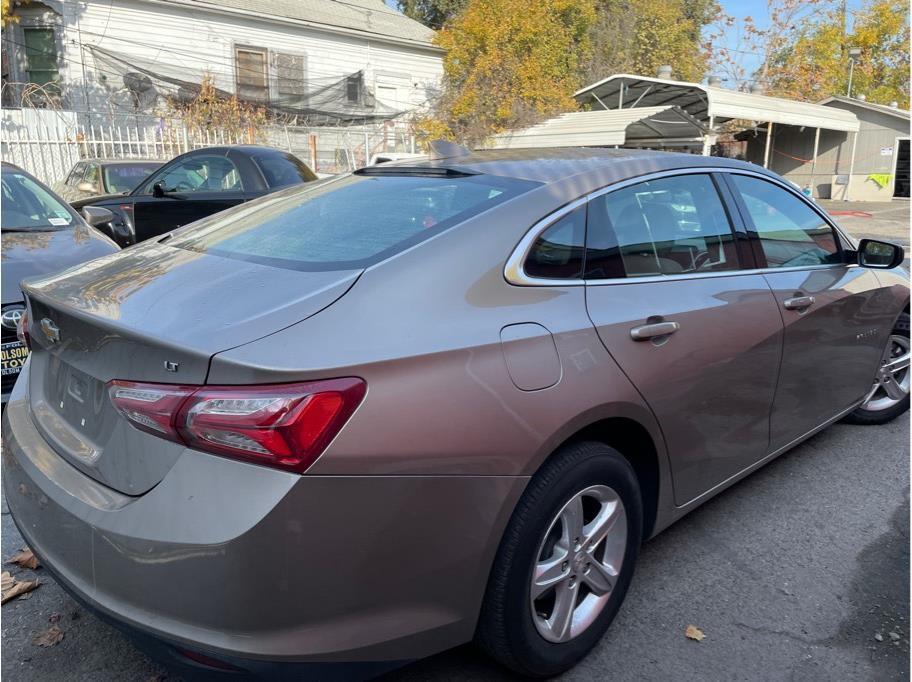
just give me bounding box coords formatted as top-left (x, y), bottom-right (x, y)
top-left (8, 0), bottom-right (442, 119)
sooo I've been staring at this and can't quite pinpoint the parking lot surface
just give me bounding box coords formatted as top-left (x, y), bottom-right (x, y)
top-left (2, 416), bottom-right (908, 681)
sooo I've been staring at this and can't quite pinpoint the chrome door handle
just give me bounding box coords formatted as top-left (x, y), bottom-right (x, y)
top-left (783, 295), bottom-right (815, 310)
top-left (630, 321), bottom-right (680, 341)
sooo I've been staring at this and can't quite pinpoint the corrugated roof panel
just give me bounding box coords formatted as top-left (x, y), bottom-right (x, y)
top-left (709, 88), bottom-right (859, 131)
top-left (574, 74), bottom-right (860, 132)
top-left (485, 106), bottom-right (706, 149)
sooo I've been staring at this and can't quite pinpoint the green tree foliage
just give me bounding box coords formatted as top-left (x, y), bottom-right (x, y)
top-left (582, 0), bottom-right (718, 84)
top-left (415, 0), bottom-right (597, 145)
top-left (397, 0), bottom-right (468, 29)
top-left (765, 0), bottom-right (910, 107)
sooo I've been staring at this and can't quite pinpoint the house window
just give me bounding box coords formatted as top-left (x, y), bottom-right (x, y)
top-left (274, 52), bottom-right (306, 101)
top-left (23, 27), bottom-right (59, 90)
top-left (235, 46), bottom-right (268, 103)
top-left (346, 72), bottom-right (363, 103)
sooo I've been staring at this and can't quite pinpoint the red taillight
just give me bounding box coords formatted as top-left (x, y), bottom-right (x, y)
top-left (16, 309), bottom-right (30, 350)
top-left (107, 378), bottom-right (365, 473)
top-left (107, 381), bottom-right (197, 443)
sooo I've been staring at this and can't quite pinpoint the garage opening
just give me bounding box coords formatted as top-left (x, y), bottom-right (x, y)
top-left (895, 139), bottom-right (910, 198)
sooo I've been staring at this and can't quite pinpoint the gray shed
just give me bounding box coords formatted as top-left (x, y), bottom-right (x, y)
top-left (744, 96), bottom-right (909, 201)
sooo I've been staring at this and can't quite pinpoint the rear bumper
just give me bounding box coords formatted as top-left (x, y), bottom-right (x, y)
top-left (2, 378), bottom-right (527, 664)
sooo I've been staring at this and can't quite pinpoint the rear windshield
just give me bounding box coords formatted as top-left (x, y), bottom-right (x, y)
top-left (253, 152), bottom-right (318, 188)
top-left (103, 163), bottom-right (160, 193)
top-left (172, 172), bottom-right (538, 271)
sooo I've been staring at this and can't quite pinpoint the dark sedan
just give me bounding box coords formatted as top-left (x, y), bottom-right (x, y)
top-left (1, 162), bottom-right (120, 402)
top-left (75, 146), bottom-right (317, 247)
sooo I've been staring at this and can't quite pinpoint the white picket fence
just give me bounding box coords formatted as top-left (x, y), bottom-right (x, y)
top-left (1, 108), bottom-right (416, 185)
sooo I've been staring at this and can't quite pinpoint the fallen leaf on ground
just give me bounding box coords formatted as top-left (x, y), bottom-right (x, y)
top-left (1, 571), bottom-right (40, 604)
top-left (48, 612), bottom-right (61, 624)
top-left (685, 624), bottom-right (706, 641)
top-left (32, 625), bottom-right (64, 647)
top-left (6, 548), bottom-right (40, 570)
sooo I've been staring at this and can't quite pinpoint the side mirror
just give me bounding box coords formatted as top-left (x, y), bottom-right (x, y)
top-left (81, 205), bottom-right (114, 228)
top-left (152, 182), bottom-right (166, 198)
top-left (77, 181), bottom-right (97, 193)
top-left (858, 239), bottom-right (904, 269)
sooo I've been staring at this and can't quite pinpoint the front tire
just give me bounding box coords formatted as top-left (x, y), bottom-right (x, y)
top-left (476, 441), bottom-right (642, 677)
top-left (844, 312), bottom-right (910, 425)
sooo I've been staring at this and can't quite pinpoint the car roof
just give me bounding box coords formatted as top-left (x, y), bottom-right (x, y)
top-left (76, 158), bottom-right (161, 165)
top-left (178, 145), bottom-right (289, 156)
top-left (389, 147), bottom-right (768, 184)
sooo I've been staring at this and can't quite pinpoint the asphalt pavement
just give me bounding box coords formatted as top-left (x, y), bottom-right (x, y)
top-left (2, 416), bottom-right (908, 681)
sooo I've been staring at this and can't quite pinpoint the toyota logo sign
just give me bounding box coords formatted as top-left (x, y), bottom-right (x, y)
top-left (1, 307), bottom-right (24, 330)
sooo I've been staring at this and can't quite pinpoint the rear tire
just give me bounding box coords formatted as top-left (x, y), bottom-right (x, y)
top-left (844, 312), bottom-right (910, 425)
top-left (475, 441), bottom-right (642, 678)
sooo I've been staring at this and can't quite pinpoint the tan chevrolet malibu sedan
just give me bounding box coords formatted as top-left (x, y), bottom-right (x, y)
top-left (4, 148), bottom-right (908, 678)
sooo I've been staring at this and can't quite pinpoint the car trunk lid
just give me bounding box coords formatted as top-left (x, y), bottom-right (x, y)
top-left (22, 242), bottom-right (360, 495)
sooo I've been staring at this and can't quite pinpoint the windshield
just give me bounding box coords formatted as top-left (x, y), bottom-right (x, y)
top-left (103, 163), bottom-right (160, 193)
top-left (172, 172), bottom-right (538, 271)
top-left (1, 168), bottom-right (75, 231)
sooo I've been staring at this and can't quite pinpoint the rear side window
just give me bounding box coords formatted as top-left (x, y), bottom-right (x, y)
top-left (729, 175), bottom-right (840, 268)
top-left (254, 152), bottom-right (318, 188)
top-left (524, 205), bottom-right (586, 279)
top-left (586, 174), bottom-right (739, 279)
top-left (173, 172), bottom-right (537, 271)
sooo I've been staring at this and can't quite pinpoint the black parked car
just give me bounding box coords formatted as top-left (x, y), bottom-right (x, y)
top-left (1, 162), bottom-right (120, 402)
top-left (74, 146), bottom-right (318, 247)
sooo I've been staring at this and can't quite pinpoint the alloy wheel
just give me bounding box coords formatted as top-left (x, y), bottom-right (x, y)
top-left (530, 484), bottom-right (627, 643)
top-left (861, 333), bottom-right (911, 411)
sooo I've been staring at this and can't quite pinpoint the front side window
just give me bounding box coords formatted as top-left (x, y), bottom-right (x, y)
top-left (730, 174), bottom-right (840, 268)
top-left (146, 155), bottom-right (242, 194)
top-left (586, 174), bottom-right (739, 279)
top-left (172, 172), bottom-right (538, 271)
top-left (524, 205), bottom-right (586, 279)
top-left (1, 169), bottom-right (75, 230)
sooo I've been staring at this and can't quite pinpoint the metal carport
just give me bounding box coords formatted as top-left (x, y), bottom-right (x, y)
top-left (486, 105), bottom-right (707, 149)
top-left (572, 74), bottom-right (861, 197)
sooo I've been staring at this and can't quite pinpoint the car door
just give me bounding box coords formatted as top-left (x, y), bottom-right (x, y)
top-left (583, 171), bottom-right (784, 505)
top-left (130, 152), bottom-right (247, 242)
top-left (724, 172), bottom-right (898, 450)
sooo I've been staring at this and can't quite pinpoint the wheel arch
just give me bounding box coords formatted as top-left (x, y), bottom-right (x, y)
top-left (524, 408), bottom-right (669, 542)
